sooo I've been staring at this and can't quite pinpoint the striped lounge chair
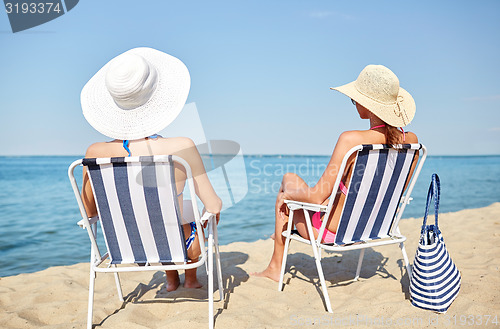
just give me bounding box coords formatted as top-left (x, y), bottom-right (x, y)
top-left (279, 144), bottom-right (427, 313)
top-left (68, 155), bottom-right (223, 329)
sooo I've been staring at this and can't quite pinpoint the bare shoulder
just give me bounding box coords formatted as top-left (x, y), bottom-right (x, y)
top-left (163, 136), bottom-right (196, 148)
top-left (152, 137), bottom-right (203, 163)
top-left (337, 130), bottom-right (365, 148)
top-left (329, 130), bottom-right (366, 162)
top-left (85, 141), bottom-right (115, 158)
top-left (405, 131), bottom-right (419, 144)
top-left (157, 136), bottom-right (197, 153)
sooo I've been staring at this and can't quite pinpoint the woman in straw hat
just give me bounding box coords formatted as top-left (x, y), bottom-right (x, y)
top-left (80, 47), bottom-right (222, 291)
top-left (253, 65), bottom-right (418, 281)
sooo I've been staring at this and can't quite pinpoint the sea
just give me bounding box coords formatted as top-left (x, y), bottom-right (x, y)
top-left (1, 154), bottom-right (499, 277)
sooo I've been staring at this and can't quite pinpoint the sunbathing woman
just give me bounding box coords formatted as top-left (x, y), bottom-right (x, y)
top-left (80, 47), bottom-right (222, 291)
top-left (253, 64), bottom-right (418, 281)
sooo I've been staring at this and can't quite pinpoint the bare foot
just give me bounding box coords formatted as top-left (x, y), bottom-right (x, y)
top-left (184, 278), bottom-right (203, 289)
top-left (166, 270), bottom-right (180, 292)
top-left (184, 268), bottom-right (203, 289)
top-left (251, 265), bottom-right (281, 282)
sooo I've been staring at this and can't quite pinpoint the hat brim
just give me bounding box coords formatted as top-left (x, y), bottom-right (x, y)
top-left (331, 81), bottom-right (415, 127)
top-left (81, 47), bottom-right (190, 140)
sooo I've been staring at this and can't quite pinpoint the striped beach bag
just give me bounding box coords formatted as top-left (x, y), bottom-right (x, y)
top-left (409, 174), bottom-right (461, 313)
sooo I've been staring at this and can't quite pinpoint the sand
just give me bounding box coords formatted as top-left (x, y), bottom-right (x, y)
top-left (1, 203), bottom-right (499, 329)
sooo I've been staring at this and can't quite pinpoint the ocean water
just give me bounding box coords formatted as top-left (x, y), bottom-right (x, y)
top-left (0, 155), bottom-right (499, 277)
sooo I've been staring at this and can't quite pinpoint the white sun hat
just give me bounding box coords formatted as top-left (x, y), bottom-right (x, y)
top-left (81, 47), bottom-right (190, 140)
top-left (330, 65), bottom-right (415, 127)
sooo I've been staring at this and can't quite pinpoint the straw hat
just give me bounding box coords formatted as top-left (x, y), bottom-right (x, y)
top-left (330, 65), bottom-right (415, 127)
top-left (81, 47), bottom-right (190, 140)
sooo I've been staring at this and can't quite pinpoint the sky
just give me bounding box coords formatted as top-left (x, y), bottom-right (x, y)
top-left (1, 0), bottom-right (499, 156)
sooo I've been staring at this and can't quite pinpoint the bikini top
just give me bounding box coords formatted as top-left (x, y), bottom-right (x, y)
top-left (122, 134), bottom-right (161, 157)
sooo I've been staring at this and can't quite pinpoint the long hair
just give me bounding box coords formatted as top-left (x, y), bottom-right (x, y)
top-left (385, 124), bottom-right (404, 147)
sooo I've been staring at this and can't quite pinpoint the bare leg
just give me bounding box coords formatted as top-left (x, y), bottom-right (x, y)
top-left (184, 222), bottom-right (204, 289)
top-left (252, 173), bottom-right (311, 281)
top-left (251, 192), bottom-right (289, 281)
top-left (166, 270), bottom-right (180, 291)
top-left (165, 223), bottom-right (204, 290)
top-left (184, 268), bottom-right (203, 288)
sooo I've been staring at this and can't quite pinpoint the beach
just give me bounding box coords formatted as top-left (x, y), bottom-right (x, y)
top-left (1, 203), bottom-right (499, 329)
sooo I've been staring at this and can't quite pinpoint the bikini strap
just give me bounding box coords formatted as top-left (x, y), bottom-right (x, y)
top-left (122, 134), bottom-right (162, 157)
top-left (123, 140), bottom-right (131, 157)
top-left (339, 181), bottom-right (348, 195)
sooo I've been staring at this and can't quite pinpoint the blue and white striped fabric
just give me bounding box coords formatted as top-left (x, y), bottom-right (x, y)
top-left (334, 144), bottom-right (420, 245)
top-left (410, 174), bottom-right (461, 313)
top-left (82, 155), bottom-right (188, 265)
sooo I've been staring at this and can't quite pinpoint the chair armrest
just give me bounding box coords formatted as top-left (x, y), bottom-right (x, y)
top-left (284, 200), bottom-right (328, 212)
top-left (77, 216), bottom-right (99, 228)
top-left (200, 212), bottom-right (216, 225)
top-left (400, 196), bottom-right (413, 205)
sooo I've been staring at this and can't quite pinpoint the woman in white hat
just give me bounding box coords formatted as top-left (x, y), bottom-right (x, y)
top-left (80, 47), bottom-right (222, 291)
top-left (253, 65), bottom-right (418, 281)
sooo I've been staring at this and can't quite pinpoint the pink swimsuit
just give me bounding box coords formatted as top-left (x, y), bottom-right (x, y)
top-left (312, 211), bottom-right (337, 243)
top-left (311, 181), bottom-right (346, 243)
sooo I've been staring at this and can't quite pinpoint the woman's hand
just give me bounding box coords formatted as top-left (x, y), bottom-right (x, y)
top-left (202, 211), bottom-right (220, 228)
top-left (277, 191), bottom-right (289, 221)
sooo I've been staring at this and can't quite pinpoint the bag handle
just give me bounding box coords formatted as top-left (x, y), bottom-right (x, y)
top-left (422, 173), bottom-right (440, 228)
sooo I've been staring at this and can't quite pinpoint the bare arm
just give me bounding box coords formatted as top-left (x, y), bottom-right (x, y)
top-left (402, 132), bottom-right (420, 192)
top-left (172, 138), bottom-right (222, 214)
top-left (283, 132), bottom-right (360, 204)
top-left (81, 144), bottom-right (99, 218)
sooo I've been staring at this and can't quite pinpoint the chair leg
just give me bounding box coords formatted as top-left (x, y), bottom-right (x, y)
top-left (213, 223), bottom-right (224, 301)
top-left (312, 247), bottom-right (333, 313)
top-left (113, 266), bottom-right (124, 302)
top-left (303, 210), bottom-right (333, 313)
top-left (278, 210), bottom-right (295, 291)
top-left (400, 242), bottom-right (412, 278)
top-left (208, 222), bottom-right (214, 329)
top-left (87, 265), bottom-right (96, 329)
top-left (354, 249), bottom-right (365, 281)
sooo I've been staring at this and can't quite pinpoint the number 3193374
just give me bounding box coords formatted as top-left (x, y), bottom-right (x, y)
top-left (5, 2), bottom-right (62, 14)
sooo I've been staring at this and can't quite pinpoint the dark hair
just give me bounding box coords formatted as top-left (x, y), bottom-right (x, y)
top-left (385, 125), bottom-right (404, 147)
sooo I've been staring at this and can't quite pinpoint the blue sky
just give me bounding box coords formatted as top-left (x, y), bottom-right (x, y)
top-left (1, 0), bottom-right (499, 155)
